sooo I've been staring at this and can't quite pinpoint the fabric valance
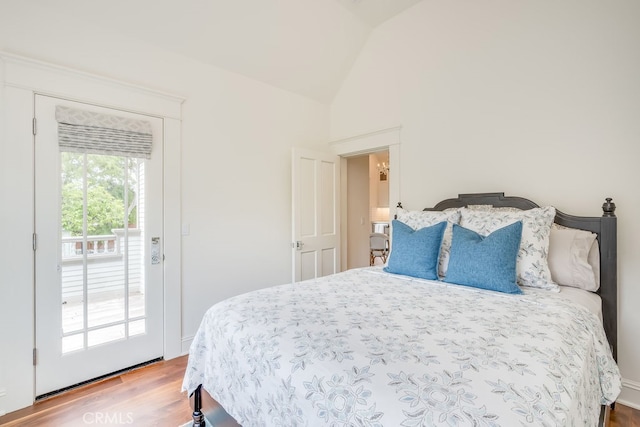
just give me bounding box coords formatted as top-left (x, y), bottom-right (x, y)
top-left (55, 106), bottom-right (153, 159)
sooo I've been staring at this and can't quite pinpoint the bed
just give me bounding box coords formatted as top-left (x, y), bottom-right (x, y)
top-left (182, 192), bottom-right (621, 426)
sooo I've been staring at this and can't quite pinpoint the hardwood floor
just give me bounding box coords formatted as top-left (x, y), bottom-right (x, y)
top-left (0, 356), bottom-right (191, 427)
top-left (610, 403), bottom-right (640, 427)
top-left (0, 355), bottom-right (638, 426)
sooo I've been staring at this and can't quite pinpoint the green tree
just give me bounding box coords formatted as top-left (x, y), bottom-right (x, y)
top-left (62, 184), bottom-right (125, 235)
top-left (61, 152), bottom-right (139, 236)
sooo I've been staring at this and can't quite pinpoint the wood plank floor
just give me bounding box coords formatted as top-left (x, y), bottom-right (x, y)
top-left (610, 403), bottom-right (640, 427)
top-left (0, 356), bottom-right (191, 426)
top-left (0, 355), bottom-right (638, 426)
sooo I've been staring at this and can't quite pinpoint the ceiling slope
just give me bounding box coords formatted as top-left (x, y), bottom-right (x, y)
top-left (1, 0), bottom-right (423, 103)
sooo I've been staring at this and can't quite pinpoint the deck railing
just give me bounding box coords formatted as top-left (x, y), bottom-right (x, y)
top-left (62, 234), bottom-right (119, 259)
top-left (61, 229), bottom-right (144, 302)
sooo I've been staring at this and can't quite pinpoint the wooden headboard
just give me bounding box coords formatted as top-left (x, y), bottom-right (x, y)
top-left (410, 192), bottom-right (618, 360)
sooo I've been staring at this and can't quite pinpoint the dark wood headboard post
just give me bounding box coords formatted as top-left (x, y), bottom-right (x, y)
top-left (600, 198), bottom-right (617, 361)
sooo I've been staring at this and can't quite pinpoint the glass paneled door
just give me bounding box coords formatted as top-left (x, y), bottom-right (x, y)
top-left (34, 95), bottom-right (163, 396)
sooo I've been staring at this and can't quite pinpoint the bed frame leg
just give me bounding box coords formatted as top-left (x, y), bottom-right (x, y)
top-left (192, 385), bottom-right (206, 427)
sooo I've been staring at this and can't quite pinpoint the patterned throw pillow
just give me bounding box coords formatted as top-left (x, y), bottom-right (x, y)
top-left (396, 208), bottom-right (461, 278)
top-left (444, 222), bottom-right (523, 294)
top-left (384, 220), bottom-right (447, 281)
top-left (459, 206), bottom-right (558, 291)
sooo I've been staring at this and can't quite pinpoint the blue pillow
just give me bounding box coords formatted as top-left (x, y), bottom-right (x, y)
top-left (383, 220), bottom-right (447, 280)
top-left (444, 222), bottom-right (523, 294)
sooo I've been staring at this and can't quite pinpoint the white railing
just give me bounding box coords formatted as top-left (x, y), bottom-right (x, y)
top-left (62, 234), bottom-right (119, 259)
top-left (61, 229), bottom-right (144, 302)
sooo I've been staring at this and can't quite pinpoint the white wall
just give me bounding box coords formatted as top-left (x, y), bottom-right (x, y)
top-left (0, 4), bottom-right (328, 415)
top-left (330, 0), bottom-right (640, 408)
top-left (346, 156), bottom-right (370, 269)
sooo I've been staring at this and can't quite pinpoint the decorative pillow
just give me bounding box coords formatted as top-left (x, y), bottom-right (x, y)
top-left (549, 224), bottom-right (599, 291)
top-left (384, 220), bottom-right (447, 280)
top-left (444, 222), bottom-right (523, 294)
top-left (396, 208), bottom-right (461, 278)
top-left (460, 206), bottom-right (558, 291)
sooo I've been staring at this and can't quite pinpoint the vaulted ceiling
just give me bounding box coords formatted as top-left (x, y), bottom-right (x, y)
top-left (5, 0), bottom-right (422, 103)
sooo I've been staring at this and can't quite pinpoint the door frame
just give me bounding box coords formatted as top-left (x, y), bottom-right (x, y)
top-left (0, 52), bottom-right (184, 412)
top-left (329, 126), bottom-right (401, 272)
top-left (34, 95), bottom-right (166, 396)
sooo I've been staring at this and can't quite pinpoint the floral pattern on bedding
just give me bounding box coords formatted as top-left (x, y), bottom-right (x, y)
top-left (182, 267), bottom-right (620, 427)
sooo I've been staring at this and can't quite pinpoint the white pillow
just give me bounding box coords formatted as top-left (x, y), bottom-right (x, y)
top-left (549, 224), bottom-right (600, 291)
top-left (588, 239), bottom-right (600, 289)
top-left (460, 206), bottom-right (558, 291)
top-left (396, 208), bottom-right (461, 278)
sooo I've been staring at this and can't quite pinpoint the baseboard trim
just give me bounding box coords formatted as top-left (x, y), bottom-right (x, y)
top-left (617, 378), bottom-right (640, 410)
top-left (0, 388), bottom-right (6, 417)
top-left (181, 335), bottom-right (194, 355)
top-left (623, 378), bottom-right (640, 391)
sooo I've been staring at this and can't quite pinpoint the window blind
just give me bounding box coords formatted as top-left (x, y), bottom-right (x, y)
top-left (55, 106), bottom-right (153, 159)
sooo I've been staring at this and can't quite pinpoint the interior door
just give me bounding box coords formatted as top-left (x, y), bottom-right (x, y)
top-left (34, 95), bottom-right (164, 396)
top-left (291, 147), bottom-right (340, 283)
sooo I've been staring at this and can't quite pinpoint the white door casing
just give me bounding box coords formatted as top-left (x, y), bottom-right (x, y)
top-left (34, 95), bottom-right (164, 396)
top-left (291, 148), bottom-right (341, 283)
top-left (0, 52), bottom-right (183, 414)
top-left (330, 127), bottom-right (401, 271)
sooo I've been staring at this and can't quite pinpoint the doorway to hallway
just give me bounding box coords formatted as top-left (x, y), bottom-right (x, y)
top-left (345, 150), bottom-right (390, 270)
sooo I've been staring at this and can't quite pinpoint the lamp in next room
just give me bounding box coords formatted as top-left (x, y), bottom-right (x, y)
top-left (371, 207), bottom-right (390, 234)
top-left (372, 207), bottom-right (390, 222)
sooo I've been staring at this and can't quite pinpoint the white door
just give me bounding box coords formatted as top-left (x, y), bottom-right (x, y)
top-left (34, 95), bottom-right (164, 396)
top-left (291, 148), bottom-right (340, 283)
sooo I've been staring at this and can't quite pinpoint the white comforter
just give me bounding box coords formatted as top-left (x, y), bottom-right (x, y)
top-left (182, 267), bottom-right (621, 426)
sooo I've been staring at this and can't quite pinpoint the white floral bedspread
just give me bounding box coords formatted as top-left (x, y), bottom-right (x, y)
top-left (182, 267), bottom-right (621, 426)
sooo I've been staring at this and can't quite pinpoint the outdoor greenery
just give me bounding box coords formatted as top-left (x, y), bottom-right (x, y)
top-left (61, 152), bottom-right (139, 236)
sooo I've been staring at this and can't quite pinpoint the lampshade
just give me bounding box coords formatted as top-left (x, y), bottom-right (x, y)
top-left (371, 207), bottom-right (390, 222)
